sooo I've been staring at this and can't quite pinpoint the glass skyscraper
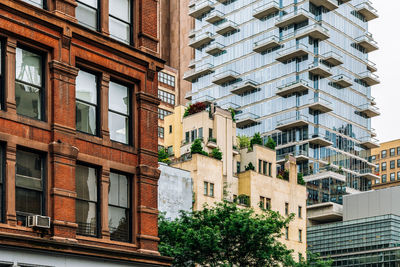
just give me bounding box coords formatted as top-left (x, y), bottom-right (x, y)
top-left (184, 0), bottom-right (379, 203)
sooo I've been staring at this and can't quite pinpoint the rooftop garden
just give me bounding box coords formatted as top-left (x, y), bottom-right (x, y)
top-left (183, 102), bottom-right (208, 118)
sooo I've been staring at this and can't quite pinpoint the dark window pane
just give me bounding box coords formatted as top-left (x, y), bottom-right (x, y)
top-left (76, 165), bottom-right (97, 201)
top-left (109, 173), bottom-right (129, 208)
top-left (76, 101), bottom-right (97, 135)
top-left (16, 150), bottom-right (42, 179)
top-left (76, 200), bottom-right (97, 236)
top-left (109, 206), bottom-right (129, 242)
top-left (16, 188), bottom-right (41, 215)
top-left (15, 82), bottom-right (41, 120)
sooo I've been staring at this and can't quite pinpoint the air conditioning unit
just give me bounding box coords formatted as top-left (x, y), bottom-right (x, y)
top-left (28, 215), bottom-right (51, 229)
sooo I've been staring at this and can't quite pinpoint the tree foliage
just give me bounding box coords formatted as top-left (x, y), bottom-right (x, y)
top-left (265, 136), bottom-right (277, 150)
top-left (184, 102), bottom-right (207, 117)
top-left (250, 132), bottom-right (263, 148)
top-left (190, 139), bottom-right (208, 156)
top-left (158, 148), bottom-right (171, 164)
top-left (158, 201), bottom-right (332, 267)
top-left (210, 147), bottom-right (222, 160)
top-left (237, 135), bottom-right (250, 149)
top-left (297, 173), bottom-right (306, 185)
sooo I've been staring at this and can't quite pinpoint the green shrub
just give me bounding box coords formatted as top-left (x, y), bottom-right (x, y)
top-left (210, 148), bottom-right (222, 160)
top-left (250, 133), bottom-right (263, 148)
top-left (265, 137), bottom-right (277, 150)
top-left (245, 162), bottom-right (255, 171)
top-left (237, 135), bottom-right (250, 149)
top-left (191, 139), bottom-right (208, 156)
top-left (297, 173), bottom-right (306, 185)
top-left (158, 148), bottom-right (170, 164)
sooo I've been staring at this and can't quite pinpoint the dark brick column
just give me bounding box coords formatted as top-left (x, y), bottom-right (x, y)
top-left (5, 143), bottom-right (17, 226)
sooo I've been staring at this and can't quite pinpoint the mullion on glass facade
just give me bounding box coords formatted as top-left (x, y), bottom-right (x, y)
top-left (76, 70), bottom-right (98, 135)
top-left (76, 0), bottom-right (99, 30)
top-left (109, 0), bottom-right (132, 44)
top-left (15, 150), bottom-right (44, 226)
top-left (15, 47), bottom-right (44, 120)
top-left (75, 164), bottom-right (99, 237)
top-left (108, 172), bottom-right (130, 242)
top-left (109, 81), bottom-right (130, 144)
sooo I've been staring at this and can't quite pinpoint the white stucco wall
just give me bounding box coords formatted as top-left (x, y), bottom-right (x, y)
top-left (158, 163), bottom-right (193, 220)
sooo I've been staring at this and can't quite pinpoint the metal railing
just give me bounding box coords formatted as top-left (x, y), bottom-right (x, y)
top-left (189, 0), bottom-right (215, 14)
top-left (359, 136), bottom-right (379, 145)
top-left (359, 71), bottom-right (379, 81)
top-left (277, 150), bottom-right (309, 161)
top-left (235, 112), bottom-right (259, 121)
top-left (358, 103), bottom-right (380, 113)
top-left (277, 114), bottom-right (309, 127)
top-left (277, 79), bottom-right (309, 91)
top-left (275, 8), bottom-right (312, 24)
top-left (253, 0), bottom-right (279, 15)
top-left (309, 96), bottom-right (332, 107)
top-left (277, 43), bottom-right (308, 57)
top-left (254, 35), bottom-right (279, 48)
top-left (213, 69), bottom-right (239, 81)
top-left (189, 31), bottom-right (215, 44)
top-left (355, 1), bottom-right (378, 14)
top-left (309, 61), bottom-right (331, 72)
top-left (206, 9), bottom-right (225, 20)
top-left (281, 23), bottom-right (329, 41)
top-left (355, 32), bottom-right (377, 45)
top-left (183, 63), bottom-right (214, 78)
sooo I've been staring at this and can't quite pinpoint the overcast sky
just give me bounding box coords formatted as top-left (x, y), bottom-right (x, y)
top-left (369, 1), bottom-right (400, 142)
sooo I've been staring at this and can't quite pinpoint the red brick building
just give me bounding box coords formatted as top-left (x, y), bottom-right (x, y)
top-left (0, 0), bottom-right (170, 265)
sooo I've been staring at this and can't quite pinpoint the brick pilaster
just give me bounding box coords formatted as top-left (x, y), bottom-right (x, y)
top-left (5, 143), bottom-right (17, 226)
top-left (5, 38), bottom-right (17, 114)
top-left (100, 73), bottom-right (110, 140)
top-left (100, 167), bottom-right (110, 239)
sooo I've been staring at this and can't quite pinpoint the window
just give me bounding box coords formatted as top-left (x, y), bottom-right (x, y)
top-left (376, 163), bottom-right (380, 172)
top-left (0, 146), bottom-right (3, 222)
top-left (109, 81), bottom-right (130, 144)
top-left (209, 183), bottom-right (214, 197)
top-left (397, 159), bottom-right (400, 168)
top-left (209, 128), bottom-right (213, 138)
top-left (191, 129), bottom-right (197, 141)
top-left (371, 155), bottom-right (376, 161)
top-left (382, 174), bottom-right (387, 183)
top-left (398, 147), bottom-right (400, 156)
top-left (22, 0), bottom-right (45, 8)
top-left (398, 172), bottom-right (400, 180)
top-left (285, 202), bottom-right (289, 215)
top-left (15, 47), bottom-right (44, 120)
top-left (203, 182), bottom-right (214, 197)
top-left (204, 182), bottom-right (208, 196)
top-left (109, 0), bottom-right (132, 44)
top-left (390, 148), bottom-right (395, 157)
top-left (259, 196), bottom-right (265, 209)
top-left (266, 198), bottom-right (271, 210)
top-left (158, 108), bottom-right (171, 120)
top-left (263, 161), bottom-right (267, 175)
top-left (76, 0), bottom-right (99, 30)
top-left (167, 146), bottom-right (173, 156)
top-left (236, 162), bottom-right (241, 173)
top-left (299, 229), bottom-right (302, 242)
top-left (109, 172), bottom-right (130, 242)
top-left (16, 150), bottom-right (44, 226)
top-left (298, 206), bottom-right (302, 218)
top-left (258, 159), bottom-right (262, 173)
top-left (390, 173), bottom-right (395, 181)
top-left (382, 162), bottom-right (387, 171)
top-left (76, 70), bottom-right (98, 135)
top-left (198, 128), bottom-right (203, 139)
top-left (158, 72), bottom-right (175, 87)
top-left (390, 160), bottom-right (395, 169)
top-left (0, 40), bottom-right (3, 110)
top-left (169, 125), bottom-right (172, 134)
top-left (285, 227), bottom-right (289, 240)
top-left (158, 90), bottom-right (175, 105)
top-left (381, 150), bottom-right (387, 158)
top-left (158, 127), bottom-right (164, 138)
top-left (185, 131), bottom-right (189, 143)
top-left (76, 164), bottom-right (98, 237)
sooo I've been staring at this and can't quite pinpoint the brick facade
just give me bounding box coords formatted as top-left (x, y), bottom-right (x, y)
top-left (0, 0), bottom-right (170, 265)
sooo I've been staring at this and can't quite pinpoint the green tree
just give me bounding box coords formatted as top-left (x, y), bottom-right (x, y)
top-left (210, 147), bottom-right (222, 160)
top-left (237, 135), bottom-right (250, 149)
top-left (250, 132), bottom-right (263, 148)
top-left (158, 201), bottom-right (332, 267)
top-left (158, 148), bottom-right (170, 164)
top-left (265, 136), bottom-right (277, 150)
top-left (297, 173), bottom-right (306, 185)
top-left (190, 139), bottom-right (208, 156)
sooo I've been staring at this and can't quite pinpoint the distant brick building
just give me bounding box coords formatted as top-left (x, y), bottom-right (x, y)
top-left (0, 0), bottom-right (170, 266)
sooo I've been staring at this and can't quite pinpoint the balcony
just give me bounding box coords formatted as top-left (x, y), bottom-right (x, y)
top-left (253, 35), bottom-right (280, 53)
top-left (235, 112), bottom-right (259, 128)
top-left (304, 169), bottom-right (346, 183)
top-left (193, 95), bottom-right (216, 105)
top-left (309, 0), bottom-right (338, 10)
top-left (207, 138), bottom-right (217, 148)
top-left (365, 59), bottom-right (377, 72)
top-left (308, 97), bottom-right (333, 113)
top-left (216, 20), bottom-right (239, 35)
top-left (212, 70), bottom-right (239, 85)
top-left (355, 1), bottom-right (378, 21)
top-left (275, 8), bottom-right (311, 28)
top-left (277, 150), bottom-right (309, 163)
top-left (294, 23), bottom-right (330, 41)
top-left (355, 33), bottom-right (378, 53)
top-left (253, 0), bottom-right (280, 19)
top-left (331, 75), bottom-right (352, 88)
top-left (308, 135), bottom-right (333, 147)
top-left (276, 115), bottom-right (309, 131)
top-left (183, 63), bottom-right (214, 82)
top-left (307, 202), bottom-right (343, 224)
top-left (308, 62), bottom-right (332, 78)
top-left (188, 59), bottom-right (197, 69)
top-left (276, 43), bottom-right (309, 62)
top-left (185, 91), bottom-right (193, 101)
top-left (359, 136), bottom-right (379, 149)
top-left (189, 32), bottom-right (215, 48)
top-left (276, 79), bottom-right (311, 97)
top-left (359, 169), bottom-right (380, 180)
top-left (359, 71), bottom-right (380, 86)
top-left (358, 104), bottom-right (380, 118)
top-left (205, 42), bottom-right (225, 55)
top-left (188, 29), bottom-right (196, 38)
top-left (230, 79), bottom-right (259, 95)
top-left (205, 10), bottom-right (225, 23)
top-left (189, 0), bottom-right (214, 19)
top-left (321, 51), bottom-right (343, 66)
top-left (370, 97), bottom-right (377, 106)
top-left (220, 102), bottom-right (240, 111)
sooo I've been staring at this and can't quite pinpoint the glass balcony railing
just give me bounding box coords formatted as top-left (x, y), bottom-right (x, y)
top-left (275, 8), bottom-right (312, 28)
top-left (276, 43), bottom-right (309, 62)
top-left (308, 96), bottom-right (333, 113)
top-left (276, 79), bottom-right (310, 97)
top-left (281, 24), bottom-right (329, 41)
top-left (308, 61), bottom-right (332, 78)
top-left (276, 114), bottom-right (309, 130)
top-left (277, 150), bottom-right (309, 162)
top-left (231, 79), bottom-right (259, 95)
top-left (189, 32), bottom-right (215, 48)
top-left (355, 1), bottom-right (378, 21)
top-left (216, 20), bottom-right (239, 35)
top-left (253, 35), bottom-right (280, 53)
top-left (212, 70), bottom-right (239, 85)
top-left (358, 71), bottom-right (380, 86)
top-left (235, 112), bottom-right (259, 128)
top-left (331, 74), bottom-right (352, 88)
top-left (205, 42), bottom-right (225, 55)
top-left (189, 0), bottom-right (215, 18)
top-left (183, 63), bottom-right (214, 81)
top-left (193, 95), bottom-right (216, 105)
top-left (321, 51), bottom-right (343, 66)
top-left (355, 32), bottom-right (378, 53)
top-left (359, 136), bottom-right (380, 149)
top-left (205, 10), bottom-right (225, 23)
top-left (358, 103), bottom-right (380, 118)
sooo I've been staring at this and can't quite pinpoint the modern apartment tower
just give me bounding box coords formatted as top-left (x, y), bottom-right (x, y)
top-left (185, 0), bottom-right (379, 208)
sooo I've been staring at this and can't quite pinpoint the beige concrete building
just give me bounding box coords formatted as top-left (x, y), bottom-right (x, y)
top-left (371, 139), bottom-right (400, 189)
top-left (166, 105), bottom-right (307, 258)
